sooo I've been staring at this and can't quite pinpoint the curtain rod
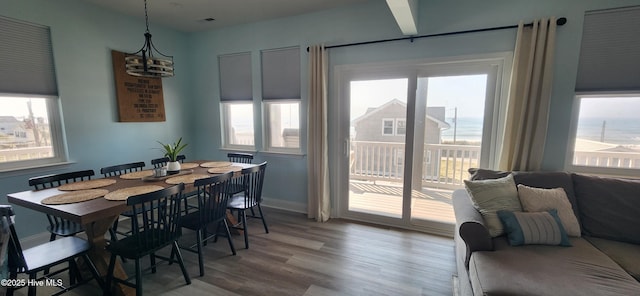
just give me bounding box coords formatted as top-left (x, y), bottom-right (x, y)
top-left (307, 17), bottom-right (567, 52)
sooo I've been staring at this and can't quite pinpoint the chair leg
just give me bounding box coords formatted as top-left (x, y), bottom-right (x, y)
top-left (150, 253), bottom-right (157, 274)
top-left (223, 219), bottom-right (237, 255)
top-left (135, 258), bottom-right (142, 296)
top-left (28, 273), bottom-right (36, 296)
top-left (172, 241), bottom-right (191, 285)
top-left (241, 209), bottom-right (249, 249)
top-left (196, 229), bottom-right (204, 276)
top-left (83, 253), bottom-right (105, 291)
top-left (69, 259), bottom-right (79, 285)
top-left (257, 204), bottom-right (269, 233)
top-left (104, 253), bottom-right (117, 296)
top-left (6, 271), bottom-right (18, 296)
top-left (43, 233), bottom-right (57, 275)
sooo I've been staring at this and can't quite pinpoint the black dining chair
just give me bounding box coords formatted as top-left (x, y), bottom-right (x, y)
top-left (100, 161), bottom-right (146, 177)
top-left (151, 155), bottom-right (185, 169)
top-left (227, 152), bottom-right (253, 164)
top-left (104, 184), bottom-right (191, 296)
top-left (2, 205), bottom-right (104, 296)
top-left (226, 152), bottom-right (253, 195)
top-left (177, 172), bottom-right (236, 276)
top-left (227, 162), bottom-right (268, 249)
top-left (100, 161), bottom-right (146, 241)
top-left (28, 170), bottom-right (95, 242)
top-left (150, 157), bottom-right (170, 168)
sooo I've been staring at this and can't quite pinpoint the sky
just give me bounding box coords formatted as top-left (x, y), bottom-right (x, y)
top-left (0, 96), bottom-right (49, 119)
top-left (350, 75), bottom-right (487, 121)
top-left (579, 97), bottom-right (640, 118)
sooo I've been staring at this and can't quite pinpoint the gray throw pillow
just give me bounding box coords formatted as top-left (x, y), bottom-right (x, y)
top-left (464, 174), bottom-right (522, 237)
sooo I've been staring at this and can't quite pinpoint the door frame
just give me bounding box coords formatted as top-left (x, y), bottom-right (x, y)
top-left (331, 53), bottom-right (512, 235)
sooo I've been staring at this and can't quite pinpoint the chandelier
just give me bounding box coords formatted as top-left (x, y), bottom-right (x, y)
top-left (125, 0), bottom-right (174, 77)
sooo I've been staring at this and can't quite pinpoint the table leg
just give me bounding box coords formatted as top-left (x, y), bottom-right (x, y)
top-left (83, 216), bottom-right (135, 296)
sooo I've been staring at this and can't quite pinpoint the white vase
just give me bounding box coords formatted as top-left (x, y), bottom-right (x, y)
top-left (166, 161), bottom-right (181, 173)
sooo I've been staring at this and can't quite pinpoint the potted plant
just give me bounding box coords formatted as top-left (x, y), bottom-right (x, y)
top-left (158, 137), bottom-right (188, 173)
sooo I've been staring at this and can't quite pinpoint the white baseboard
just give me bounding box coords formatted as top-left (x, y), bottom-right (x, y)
top-left (261, 196), bottom-right (307, 214)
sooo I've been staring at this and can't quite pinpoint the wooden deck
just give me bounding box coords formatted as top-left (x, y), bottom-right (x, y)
top-left (349, 180), bottom-right (458, 224)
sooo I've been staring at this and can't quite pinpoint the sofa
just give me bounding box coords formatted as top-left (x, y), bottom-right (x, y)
top-left (453, 169), bottom-right (640, 296)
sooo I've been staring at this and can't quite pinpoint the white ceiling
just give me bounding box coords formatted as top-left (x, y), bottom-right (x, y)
top-left (79, 0), bottom-right (371, 32)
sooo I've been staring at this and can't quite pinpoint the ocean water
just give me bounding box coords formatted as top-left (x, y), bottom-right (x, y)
top-left (576, 118), bottom-right (640, 145)
top-left (441, 117), bottom-right (483, 142)
top-left (441, 117), bottom-right (640, 146)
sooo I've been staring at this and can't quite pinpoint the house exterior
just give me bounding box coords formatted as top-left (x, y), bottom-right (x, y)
top-left (0, 116), bottom-right (30, 148)
top-left (350, 99), bottom-right (450, 179)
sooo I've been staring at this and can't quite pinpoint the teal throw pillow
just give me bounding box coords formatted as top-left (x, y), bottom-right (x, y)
top-left (497, 209), bottom-right (571, 247)
top-left (464, 174), bottom-right (521, 237)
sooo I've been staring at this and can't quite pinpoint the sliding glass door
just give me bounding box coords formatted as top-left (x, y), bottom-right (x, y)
top-left (335, 55), bottom-right (508, 236)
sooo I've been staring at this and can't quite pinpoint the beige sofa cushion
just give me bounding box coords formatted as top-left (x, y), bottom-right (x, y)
top-left (586, 236), bottom-right (640, 281)
top-left (468, 237), bottom-right (640, 296)
top-left (517, 184), bottom-right (581, 237)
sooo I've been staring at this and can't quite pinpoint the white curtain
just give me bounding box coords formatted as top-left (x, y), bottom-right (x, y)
top-left (307, 45), bottom-right (330, 222)
top-left (499, 17), bottom-right (557, 171)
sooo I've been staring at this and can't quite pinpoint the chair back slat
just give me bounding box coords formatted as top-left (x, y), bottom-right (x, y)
top-left (241, 162), bottom-right (267, 209)
top-left (126, 183), bottom-right (184, 253)
top-left (193, 172), bottom-right (233, 226)
top-left (227, 152), bottom-right (253, 164)
top-left (100, 162), bottom-right (146, 177)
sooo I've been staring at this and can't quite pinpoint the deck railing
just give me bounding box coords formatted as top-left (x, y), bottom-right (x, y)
top-left (572, 150), bottom-right (640, 169)
top-left (0, 146), bottom-right (53, 162)
top-left (351, 141), bottom-right (640, 189)
top-left (350, 141), bottom-right (480, 189)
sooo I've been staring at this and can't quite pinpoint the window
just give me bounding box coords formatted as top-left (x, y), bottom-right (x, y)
top-left (382, 118), bottom-right (407, 136)
top-left (221, 102), bottom-right (254, 147)
top-left (264, 101), bottom-right (300, 150)
top-left (219, 52), bottom-right (254, 149)
top-left (261, 47), bottom-right (301, 152)
top-left (568, 95), bottom-right (640, 173)
top-left (0, 17), bottom-right (66, 171)
top-left (382, 119), bottom-right (394, 135)
top-left (396, 119), bottom-right (406, 135)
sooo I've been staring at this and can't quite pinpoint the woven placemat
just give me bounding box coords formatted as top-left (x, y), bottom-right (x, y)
top-left (165, 174), bottom-right (211, 185)
top-left (120, 170), bottom-right (154, 180)
top-left (42, 189), bottom-right (109, 205)
top-left (58, 179), bottom-right (116, 191)
top-left (179, 162), bottom-right (199, 169)
top-left (208, 166), bottom-right (243, 174)
top-left (104, 185), bottom-right (164, 201)
top-left (200, 161), bottom-right (232, 168)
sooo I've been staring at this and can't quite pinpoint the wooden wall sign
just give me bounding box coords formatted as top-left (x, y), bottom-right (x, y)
top-left (111, 50), bottom-right (166, 122)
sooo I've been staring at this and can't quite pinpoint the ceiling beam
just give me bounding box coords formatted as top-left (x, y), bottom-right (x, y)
top-left (386, 0), bottom-right (418, 35)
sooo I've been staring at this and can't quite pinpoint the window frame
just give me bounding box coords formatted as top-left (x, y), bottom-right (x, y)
top-left (0, 93), bottom-right (68, 172)
top-left (262, 99), bottom-right (301, 153)
top-left (220, 101), bottom-right (255, 150)
top-left (565, 92), bottom-right (640, 177)
top-left (395, 118), bottom-right (407, 135)
top-left (382, 118), bottom-right (395, 136)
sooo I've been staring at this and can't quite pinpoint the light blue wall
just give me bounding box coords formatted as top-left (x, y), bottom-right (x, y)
top-left (0, 0), bottom-right (192, 236)
top-left (1, 0), bottom-right (637, 236)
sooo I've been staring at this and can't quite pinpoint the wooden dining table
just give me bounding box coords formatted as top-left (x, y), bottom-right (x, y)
top-left (6, 160), bottom-right (254, 296)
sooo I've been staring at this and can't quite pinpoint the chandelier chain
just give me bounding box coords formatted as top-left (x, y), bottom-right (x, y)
top-left (144, 0), bottom-right (150, 33)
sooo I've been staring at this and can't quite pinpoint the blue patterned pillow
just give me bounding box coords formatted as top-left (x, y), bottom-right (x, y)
top-left (497, 209), bottom-right (571, 247)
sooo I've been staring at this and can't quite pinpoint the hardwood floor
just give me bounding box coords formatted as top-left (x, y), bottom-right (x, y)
top-left (14, 207), bottom-right (456, 296)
